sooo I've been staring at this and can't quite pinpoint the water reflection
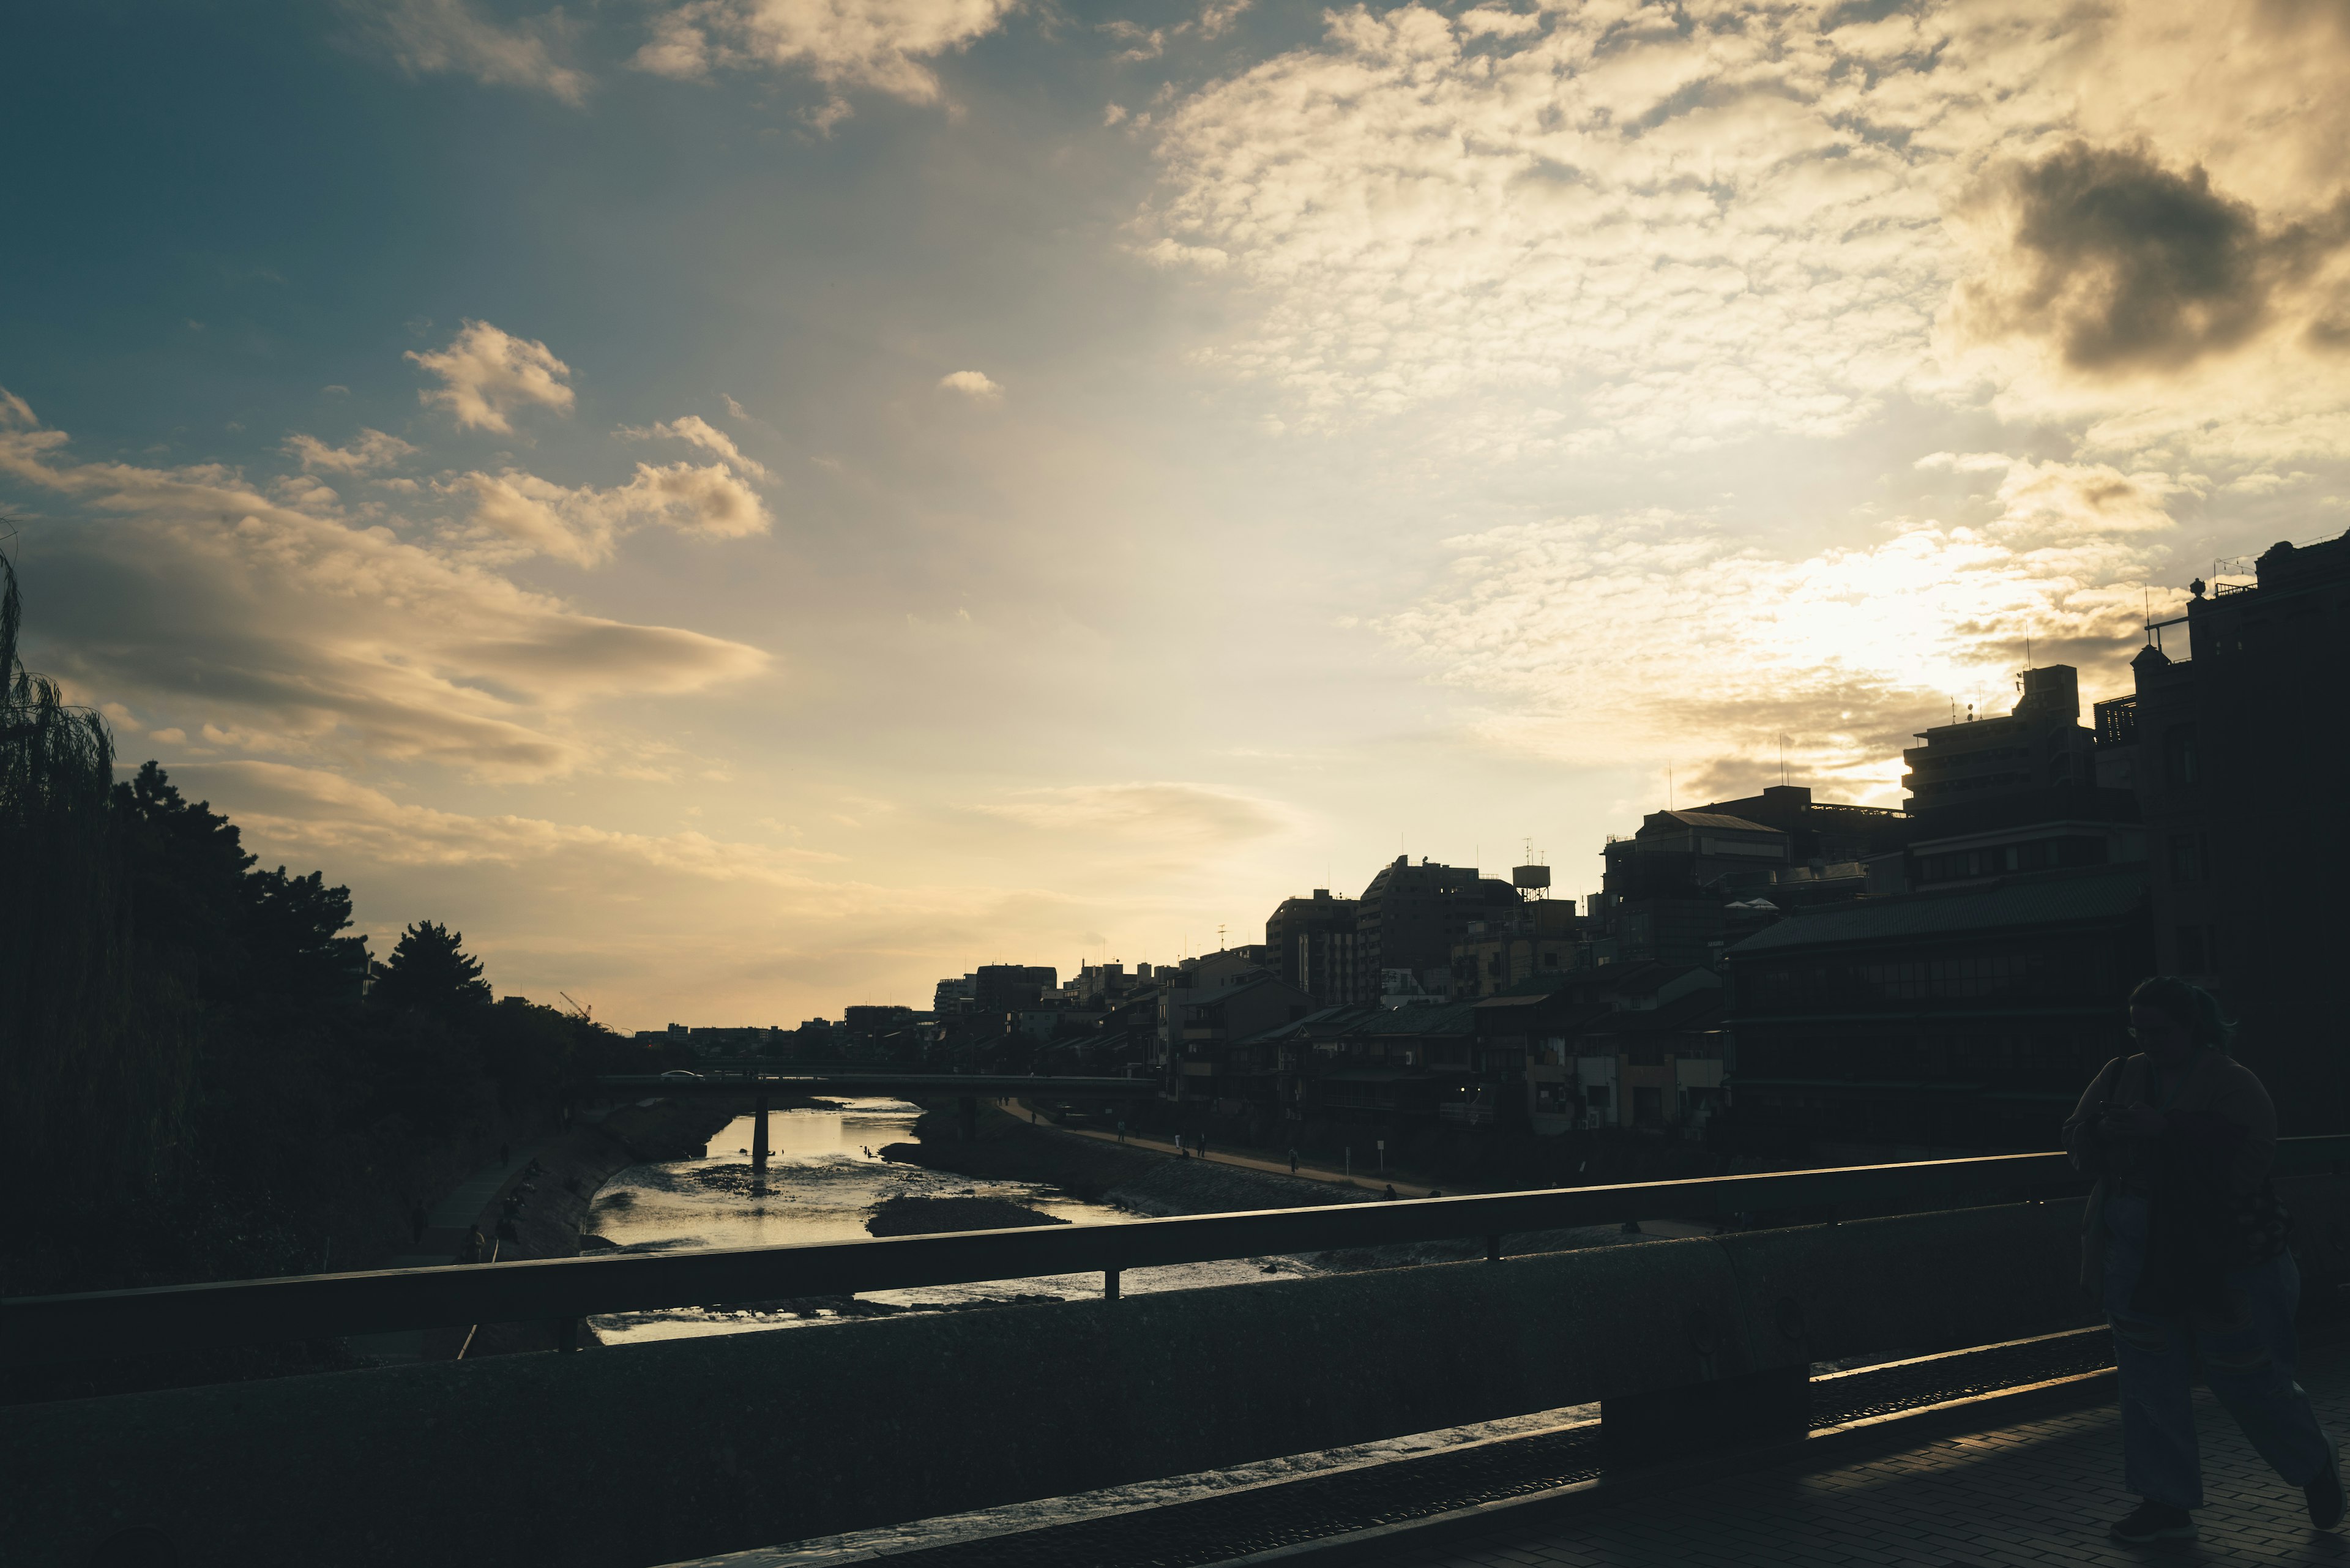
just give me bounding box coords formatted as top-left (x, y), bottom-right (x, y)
top-left (588, 1097), bottom-right (1318, 1344)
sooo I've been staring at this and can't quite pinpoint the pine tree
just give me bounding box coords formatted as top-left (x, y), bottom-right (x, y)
top-left (371, 921), bottom-right (492, 1020)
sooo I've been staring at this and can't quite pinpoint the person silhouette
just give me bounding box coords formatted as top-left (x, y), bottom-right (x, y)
top-left (2066, 977), bottom-right (2342, 1544)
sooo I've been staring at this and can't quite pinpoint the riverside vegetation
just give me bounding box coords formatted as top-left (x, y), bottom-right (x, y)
top-left (1, 546), bottom-right (676, 1392)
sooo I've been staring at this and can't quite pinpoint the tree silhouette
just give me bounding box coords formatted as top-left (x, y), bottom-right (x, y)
top-left (371, 922), bottom-right (491, 1020)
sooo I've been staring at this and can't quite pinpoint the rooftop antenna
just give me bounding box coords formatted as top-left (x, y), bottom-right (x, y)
top-left (1668, 765), bottom-right (1674, 810)
top-left (1778, 733), bottom-right (1788, 787)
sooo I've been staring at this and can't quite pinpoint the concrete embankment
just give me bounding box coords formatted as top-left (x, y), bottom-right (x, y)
top-left (440, 1095), bottom-right (746, 1358)
top-left (881, 1100), bottom-right (1368, 1217)
top-left (882, 1100), bottom-right (1662, 1272)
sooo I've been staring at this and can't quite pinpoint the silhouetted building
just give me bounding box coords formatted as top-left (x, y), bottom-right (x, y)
top-left (1901, 665), bottom-right (2096, 810)
top-left (1264, 889), bottom-right (1363, 1006)
top-left (1589, 811), bottom-right (1789, 966)
top-left (1450, 899), bottom-right (1580, 997)
top-left (971, 965), bottom-right (1056, 1013)
top-left (1688, 784), bottom-right (1911, 866)
top-left (1166, 973), bottom-right (1315, 1120)
top-left (1352, 857), bottom-right (1523, 1001)
top-left (1723, 862), bottom-right (2152, 1154)
top-left (2100, 530), bottom-right (2350, 1132)
top-left (843, 1004), bottom-right (914, 1036)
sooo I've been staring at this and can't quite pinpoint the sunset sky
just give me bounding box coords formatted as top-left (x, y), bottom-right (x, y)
top-left (7, 0), bottom-right (2348, 1029)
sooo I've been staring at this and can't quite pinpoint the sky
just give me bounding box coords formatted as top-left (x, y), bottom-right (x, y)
top-left (6, 0), bottom-right (2348, 1030)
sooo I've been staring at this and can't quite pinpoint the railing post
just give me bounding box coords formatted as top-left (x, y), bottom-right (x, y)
top-left (1104, 1268), bottom-right (1121, 1302)
top-left (752, 1093), bottom-right (770, 1193)
top-left (1486, 1233), bottom-right (1502, 1264)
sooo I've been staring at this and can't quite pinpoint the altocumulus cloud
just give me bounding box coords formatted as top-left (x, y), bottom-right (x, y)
top-left (630, 0), bottom-right (1021, 108)
top-left (407, 320), bottom-right (576, 434)
top-left (0, 395), bottom-right (767, 782)
top-left (1140, 0), bottom-right (2350, 469)
top-left (283, 428), bottom-right (419, 474)
top-left (1378, 485), bottom-right (2180, 802)
top-left (452, 459), bottom-right (770, 567)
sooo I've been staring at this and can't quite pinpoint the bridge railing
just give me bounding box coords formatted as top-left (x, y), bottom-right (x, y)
top-left (12, 1136), bottom-right (2349, 1369)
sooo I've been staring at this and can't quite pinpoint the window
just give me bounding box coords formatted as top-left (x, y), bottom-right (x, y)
top-left (2163, 723), bottom-right (2200, 788)
top-left (2169, 834), bottom-right (2203, 886)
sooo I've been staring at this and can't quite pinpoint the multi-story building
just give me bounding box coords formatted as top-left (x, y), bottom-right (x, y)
top-left (2097, 529), bottom-right (2350, 1131)
top-left (1721, 861), bottom-right (2152, 1155)
top-left (971, 965), bottom-right (1057, 1012)
top-left (1686, 784), bottom-right (1911, 867)
top-left (1450, 899), bottom-right (1580, 997)
top-left (1353, 858), bottom-right (1523, 999)
top-left (1264, 889), bottom-right (1364, 1005)
top-left (1901, 665), bottom-right (2098, 811)
top-left (1589, 810), bottom-right (1791, 966)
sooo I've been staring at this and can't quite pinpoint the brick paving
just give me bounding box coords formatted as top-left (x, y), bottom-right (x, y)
top-left (1379, 1346), bottom-right (2350, 1568)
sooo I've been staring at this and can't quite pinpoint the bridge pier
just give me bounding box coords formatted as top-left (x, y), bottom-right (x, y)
top-left (751, 1094), bottom-right (770, 1193)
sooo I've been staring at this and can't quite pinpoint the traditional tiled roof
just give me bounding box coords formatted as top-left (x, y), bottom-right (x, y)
top-left (1726, 864), bottom-right (2147, 957)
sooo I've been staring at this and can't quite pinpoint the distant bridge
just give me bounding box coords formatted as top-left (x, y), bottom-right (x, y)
top-left (594, 1070), bottom-right (1154, 1170)
top-left (596, 1071), bottom-right (1154, 1099)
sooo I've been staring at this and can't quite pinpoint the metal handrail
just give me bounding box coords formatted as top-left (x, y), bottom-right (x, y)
top-left (12, 1137), bottom-right (2349, 1367)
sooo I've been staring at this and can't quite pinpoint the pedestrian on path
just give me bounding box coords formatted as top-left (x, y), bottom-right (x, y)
top-left (1289, 1148), bottom-right (1299, 1174)
top-left (2064, 977), bottom-right (2342, 1544)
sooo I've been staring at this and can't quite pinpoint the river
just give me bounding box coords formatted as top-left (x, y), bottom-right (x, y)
top-left (585, 1097), bottom-right (1324, 1345)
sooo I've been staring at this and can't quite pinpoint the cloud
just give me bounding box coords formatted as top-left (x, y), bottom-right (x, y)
top-left (406, 320), bottom-right (576, 433)
top-left (283, 428), bottom-right (420, 474)
top-left (973, 782), bottom-right (1288, 845)
top-left (360, 0), bottom-right (592, 105)
top-left (619, 414), bottom-right (771, 480)
top-left (1136, 0), bottom-right (2350, 469)
top-left (1951, 141), bottom-right (2350, 375)
top-left (1, 405), bottom-right (767, 781)
top-left (1135, 1), bottom-right (2061, 450)
top-left (1379, 491), bottom-right (2181, 800)
top-left (455, 460), bottom-right (771, 566)
top-left (189, 760), bottom-right (845, 877)
top-left (627, 0), bottom-right (1020, 106)
top-left (936, 370), bottom-right (1004, 401)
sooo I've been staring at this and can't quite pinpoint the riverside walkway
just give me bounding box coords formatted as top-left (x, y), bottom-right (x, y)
top-left (690, 1340), bottom-right (2350, 1567)
top-left (1389, 1354), bottom-right (2350, 1568)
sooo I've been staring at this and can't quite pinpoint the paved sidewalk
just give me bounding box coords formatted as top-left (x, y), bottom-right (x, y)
top-left (346, 1143), bottom-right (539, 1362)
top-left (1001, 1101), bottom-right (1713, 1236)
top-left (1377, 1346), bottom-right (2350, 1568)
top-left (1005, 1098), bottom-right (1444, 1197)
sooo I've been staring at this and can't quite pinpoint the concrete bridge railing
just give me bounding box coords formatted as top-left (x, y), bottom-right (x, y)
top-left (10, 1141), bottom-right (2350, 1568)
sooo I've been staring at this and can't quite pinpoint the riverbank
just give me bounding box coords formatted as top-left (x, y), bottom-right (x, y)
top-left (880, 1100), bottom-right (1371, 1217)
top-left (438, 1095), bottom-right (748, 1359)
top-left (885, 1100), bottom-right (1673, 1275)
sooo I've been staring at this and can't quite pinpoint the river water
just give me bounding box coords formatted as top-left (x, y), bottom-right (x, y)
top-left (586, 1098), bottom-right (1322, 1345)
